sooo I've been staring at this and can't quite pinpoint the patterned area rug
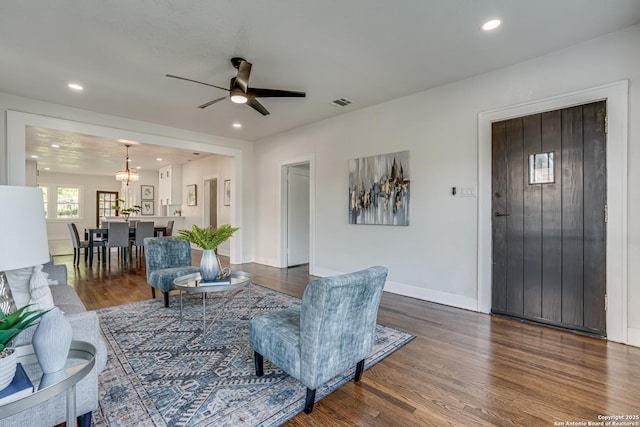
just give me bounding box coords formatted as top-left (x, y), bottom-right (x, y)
top-left (94, 284), bottom-right (415, 426)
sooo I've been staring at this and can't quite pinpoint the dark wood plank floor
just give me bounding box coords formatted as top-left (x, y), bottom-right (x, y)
top-left (58, 251), bottom-right (640, 426)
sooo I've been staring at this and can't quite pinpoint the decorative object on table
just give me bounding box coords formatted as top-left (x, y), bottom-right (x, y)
top-left (0, 305), bottom-right (50, 390)
top-left (114, 144), bottom-right (139, 186)
top-left (112, 198), bottom-right (141, 220)
top-left (28, 264), bottom-right (56, 311)
top-left (141, 185), bottom-right (154, 200)
top-left (0, 277), bottom-right (17, 317)
top-left (141, 200), bottom-right (154, 215)
top-left (0, 185), bottom-right (52, 390)
top-left (0, 186), bottom-right (51, 308)
top-left (38, 369), bottom-right (67, 390)
top-left (186, 184), bottom-right (197, 206)
top-left (224, 179), bottom-right (231, 206)
top-left (176, 224), bottom-right (239, 281)
top-left (348, 150), bottom-right (410, 225)
top-left (0, 362), bottom-right (34, 404)
top-left (32, 306), bottom-right (73, 374)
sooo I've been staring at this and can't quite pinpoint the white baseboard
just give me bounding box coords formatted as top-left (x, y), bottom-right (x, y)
top-left (252, 256), bottom-right (280, 268)
top-left (384, 280), bottom-right (478, 312)
top-left (627, 328), bottom-right (640, 347)
top-left (312, 267), bottom-right (478, 312)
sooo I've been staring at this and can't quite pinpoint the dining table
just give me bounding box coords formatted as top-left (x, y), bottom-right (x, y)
top-left (86, 226), bottom-right (167, 266)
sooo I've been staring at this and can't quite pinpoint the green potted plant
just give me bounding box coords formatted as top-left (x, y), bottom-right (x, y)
top-left (112, 199), bottom-right (142, 220)
top-left (0, 305), bottom-right (50, 389)
top-left (176, 224), bottom-right (239, 281)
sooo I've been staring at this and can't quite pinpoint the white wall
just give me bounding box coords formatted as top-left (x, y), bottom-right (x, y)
top-left (253, 25), bottom-right (640, 343)
top-left (181, 154), bottom-right (234, 256)
top-left (38, 170), bottom-right (158, 240)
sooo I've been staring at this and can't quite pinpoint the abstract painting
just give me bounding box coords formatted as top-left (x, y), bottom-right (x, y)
top-left (349, 150), bottom-right (410, 225)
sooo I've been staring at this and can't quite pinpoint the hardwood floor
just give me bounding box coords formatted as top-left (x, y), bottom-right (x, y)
top-left (58, 251), bottom-right (640, 426)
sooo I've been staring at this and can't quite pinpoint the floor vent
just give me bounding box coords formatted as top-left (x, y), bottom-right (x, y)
top-left (330, 98), bottom-right (352, 107)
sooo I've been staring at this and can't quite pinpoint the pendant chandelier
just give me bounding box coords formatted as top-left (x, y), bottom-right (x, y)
top-left (115, 144), bottom-right (139, 186)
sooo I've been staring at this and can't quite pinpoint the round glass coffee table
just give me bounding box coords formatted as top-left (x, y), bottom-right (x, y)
top-left (173, 271), bottom-right (252, 338)
top-left (0, 340), bottom-right (96, 425)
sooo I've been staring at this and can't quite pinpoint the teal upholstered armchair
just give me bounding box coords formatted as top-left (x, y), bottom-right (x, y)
top-left (249, 266), bottom-right (388, 414)
top-left (144, 237), bottom-right (200, 307)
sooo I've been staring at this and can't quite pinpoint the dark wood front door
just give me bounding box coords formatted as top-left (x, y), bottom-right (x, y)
top-left (491, 101), bottom-right (607, 336)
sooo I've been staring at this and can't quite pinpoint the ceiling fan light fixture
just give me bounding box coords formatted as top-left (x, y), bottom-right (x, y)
top-left (230, 94), bottom-right (248, 104)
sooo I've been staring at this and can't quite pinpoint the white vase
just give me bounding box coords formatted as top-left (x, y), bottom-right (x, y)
top-left (32, 307), bottom-right (73, 374)
top-left (0, 349), bottom-right (17, 390)
top-left (200, 249), bottom-right (220, 282)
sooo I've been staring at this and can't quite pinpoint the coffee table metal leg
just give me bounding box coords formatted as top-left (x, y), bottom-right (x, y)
top-left (66, 384), bottom-right (76, 426)
top-left (247, 283), bottom-right (252, 320)
top-left (179, 291), bottom-right (184, 324)
top-left (202, 293), bottom-right (206, 337)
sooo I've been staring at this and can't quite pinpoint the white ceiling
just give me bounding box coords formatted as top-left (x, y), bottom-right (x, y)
top-left (2, 0), bottom-right (640, 175)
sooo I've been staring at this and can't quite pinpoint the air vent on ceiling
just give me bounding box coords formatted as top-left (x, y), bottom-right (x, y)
top-left (330, 98), bottom-right (352, 107)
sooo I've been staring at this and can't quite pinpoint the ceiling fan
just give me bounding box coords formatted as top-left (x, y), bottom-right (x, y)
top-left (166, 57), bottom-right (306, 116)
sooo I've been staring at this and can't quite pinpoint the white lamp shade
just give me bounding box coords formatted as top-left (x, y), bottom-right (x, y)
top-left (0, 185), bottom-right (50, 271)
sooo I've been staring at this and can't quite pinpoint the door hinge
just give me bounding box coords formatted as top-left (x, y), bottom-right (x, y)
top-left (605, 294), bottom-right (608, 311)
top-left (604, 205), bottom-right (608, 223)
top-left (604, 115), bottom-right (608, 134)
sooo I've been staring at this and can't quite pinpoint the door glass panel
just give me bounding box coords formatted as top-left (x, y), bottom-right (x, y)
top-left (529, 152), bottom-right (555, 184)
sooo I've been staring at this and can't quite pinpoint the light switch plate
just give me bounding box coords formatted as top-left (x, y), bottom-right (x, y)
top-left (460, 187), bottom-right (476, 197)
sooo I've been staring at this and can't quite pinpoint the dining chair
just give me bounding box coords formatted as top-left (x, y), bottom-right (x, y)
top-left (67, 223), bottom-right (90, 266)
top-left (165, 220), bottom-right (175, 236)
top-left (105, 222), bottom-right (130, 268)
top-left (130, 221), bottom-right (154, 264)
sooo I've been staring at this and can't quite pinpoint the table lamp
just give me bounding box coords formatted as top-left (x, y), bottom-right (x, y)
top-left (0, 185), bottom-right (50, 314)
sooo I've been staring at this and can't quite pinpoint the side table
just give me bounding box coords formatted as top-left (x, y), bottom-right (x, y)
top-left (0, 340), bottom-right (96, 426)
top-left (174, 271), bottom-right (252, 338)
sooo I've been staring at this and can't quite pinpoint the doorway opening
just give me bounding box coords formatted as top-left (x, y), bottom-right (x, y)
top-left (279, 156), bottom-right (315, 272)
top-left (96, 191), bottom-right (119, 227)
top-left (203, 177), bottom-right (218, 229)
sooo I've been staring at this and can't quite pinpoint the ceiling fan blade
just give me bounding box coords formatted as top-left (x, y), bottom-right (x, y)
top-left (166, 74), bottom-right (229, 92)
top-left (235, 60), bottom-right (252, 93)
top-left (247, 98), bottom-right (270, 116)
top-left (198, 96), bottom-right (227, 109)
top-left (248, 88), bottom-right (306, 98)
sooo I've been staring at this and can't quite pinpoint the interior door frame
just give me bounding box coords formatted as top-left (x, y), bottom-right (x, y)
top-left (278, 155), bottom-right (315, 274)
top-left (478, 80), bottom-right (629, 343)
top-left (286, 164), bottom-right (310, 267)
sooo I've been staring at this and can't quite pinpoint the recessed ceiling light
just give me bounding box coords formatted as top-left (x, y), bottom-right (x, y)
top-left (482, 19), bottom-right (501, 31)
top-left (31, 155), bottom-right (38, 159)
top-left (68, 83), bottom-right (84, 91)
top-left (44, 167), bottom-right (50, 171)
top-left (233, 123), bottom-right (242, 128)
top-left (136, 166), bottom-right (141, 170)
top-left (51, 144), bottom-right (60, 148)
top-left (156, 158), bottom-right (163, 161)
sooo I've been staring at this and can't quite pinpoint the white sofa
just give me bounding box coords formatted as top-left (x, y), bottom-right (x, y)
top-left (3, 262), bottom-right (107, 427)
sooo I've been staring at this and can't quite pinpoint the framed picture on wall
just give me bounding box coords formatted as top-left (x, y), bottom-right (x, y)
top-left (141, 201), bottom-right (154, 215)
top-left (187, 184), bottom-right (197, 206)
top-left (141, 185), bottom-right (154, 200)
top-left (224, 179), bottom-right (231, 206)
